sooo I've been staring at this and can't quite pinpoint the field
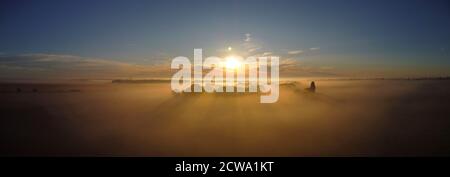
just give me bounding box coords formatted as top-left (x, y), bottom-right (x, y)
top-left (1, 80), bottom-right (450, 156)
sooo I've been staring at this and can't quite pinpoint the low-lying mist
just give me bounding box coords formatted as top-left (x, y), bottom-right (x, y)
top-left (1, 80), bottom-right (450, 156)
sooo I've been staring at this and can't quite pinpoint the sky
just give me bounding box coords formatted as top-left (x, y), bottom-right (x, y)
top-left (1, 0), bottom-right (450, 80)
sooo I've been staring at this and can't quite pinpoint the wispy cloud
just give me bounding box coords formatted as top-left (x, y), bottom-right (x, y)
top-left (241, 33), bottom-right (262, 54)
top-left (247, 47), bottom-right (261, 53)
top-left (0, 53), bottom-right (344, 80)
top-left (309, 47), bottom-right (320, 51)
top-left (276, 58), bottom-right (338, 77)
top-left (245, 33), bottom-right (251, 42)
top-left (262, 52), bottom-right (272, 56)
top-left (287, 50), bottom-right (303, 55)
top-left (0, 54), bottom-right (172, 80)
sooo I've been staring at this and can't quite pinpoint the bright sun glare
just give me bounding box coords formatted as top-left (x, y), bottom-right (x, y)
top-left (224, 56), bottom-right (242, 70)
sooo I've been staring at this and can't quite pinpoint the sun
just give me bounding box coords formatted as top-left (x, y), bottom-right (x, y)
top-left (224, 56), bottom-right (242, 70)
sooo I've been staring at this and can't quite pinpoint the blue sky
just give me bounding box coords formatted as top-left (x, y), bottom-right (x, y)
top-left (1, 0), bottom-right (450, 79)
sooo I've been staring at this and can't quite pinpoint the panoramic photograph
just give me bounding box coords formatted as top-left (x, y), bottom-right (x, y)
top-left (1, 0), bottom-right (450, 162)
